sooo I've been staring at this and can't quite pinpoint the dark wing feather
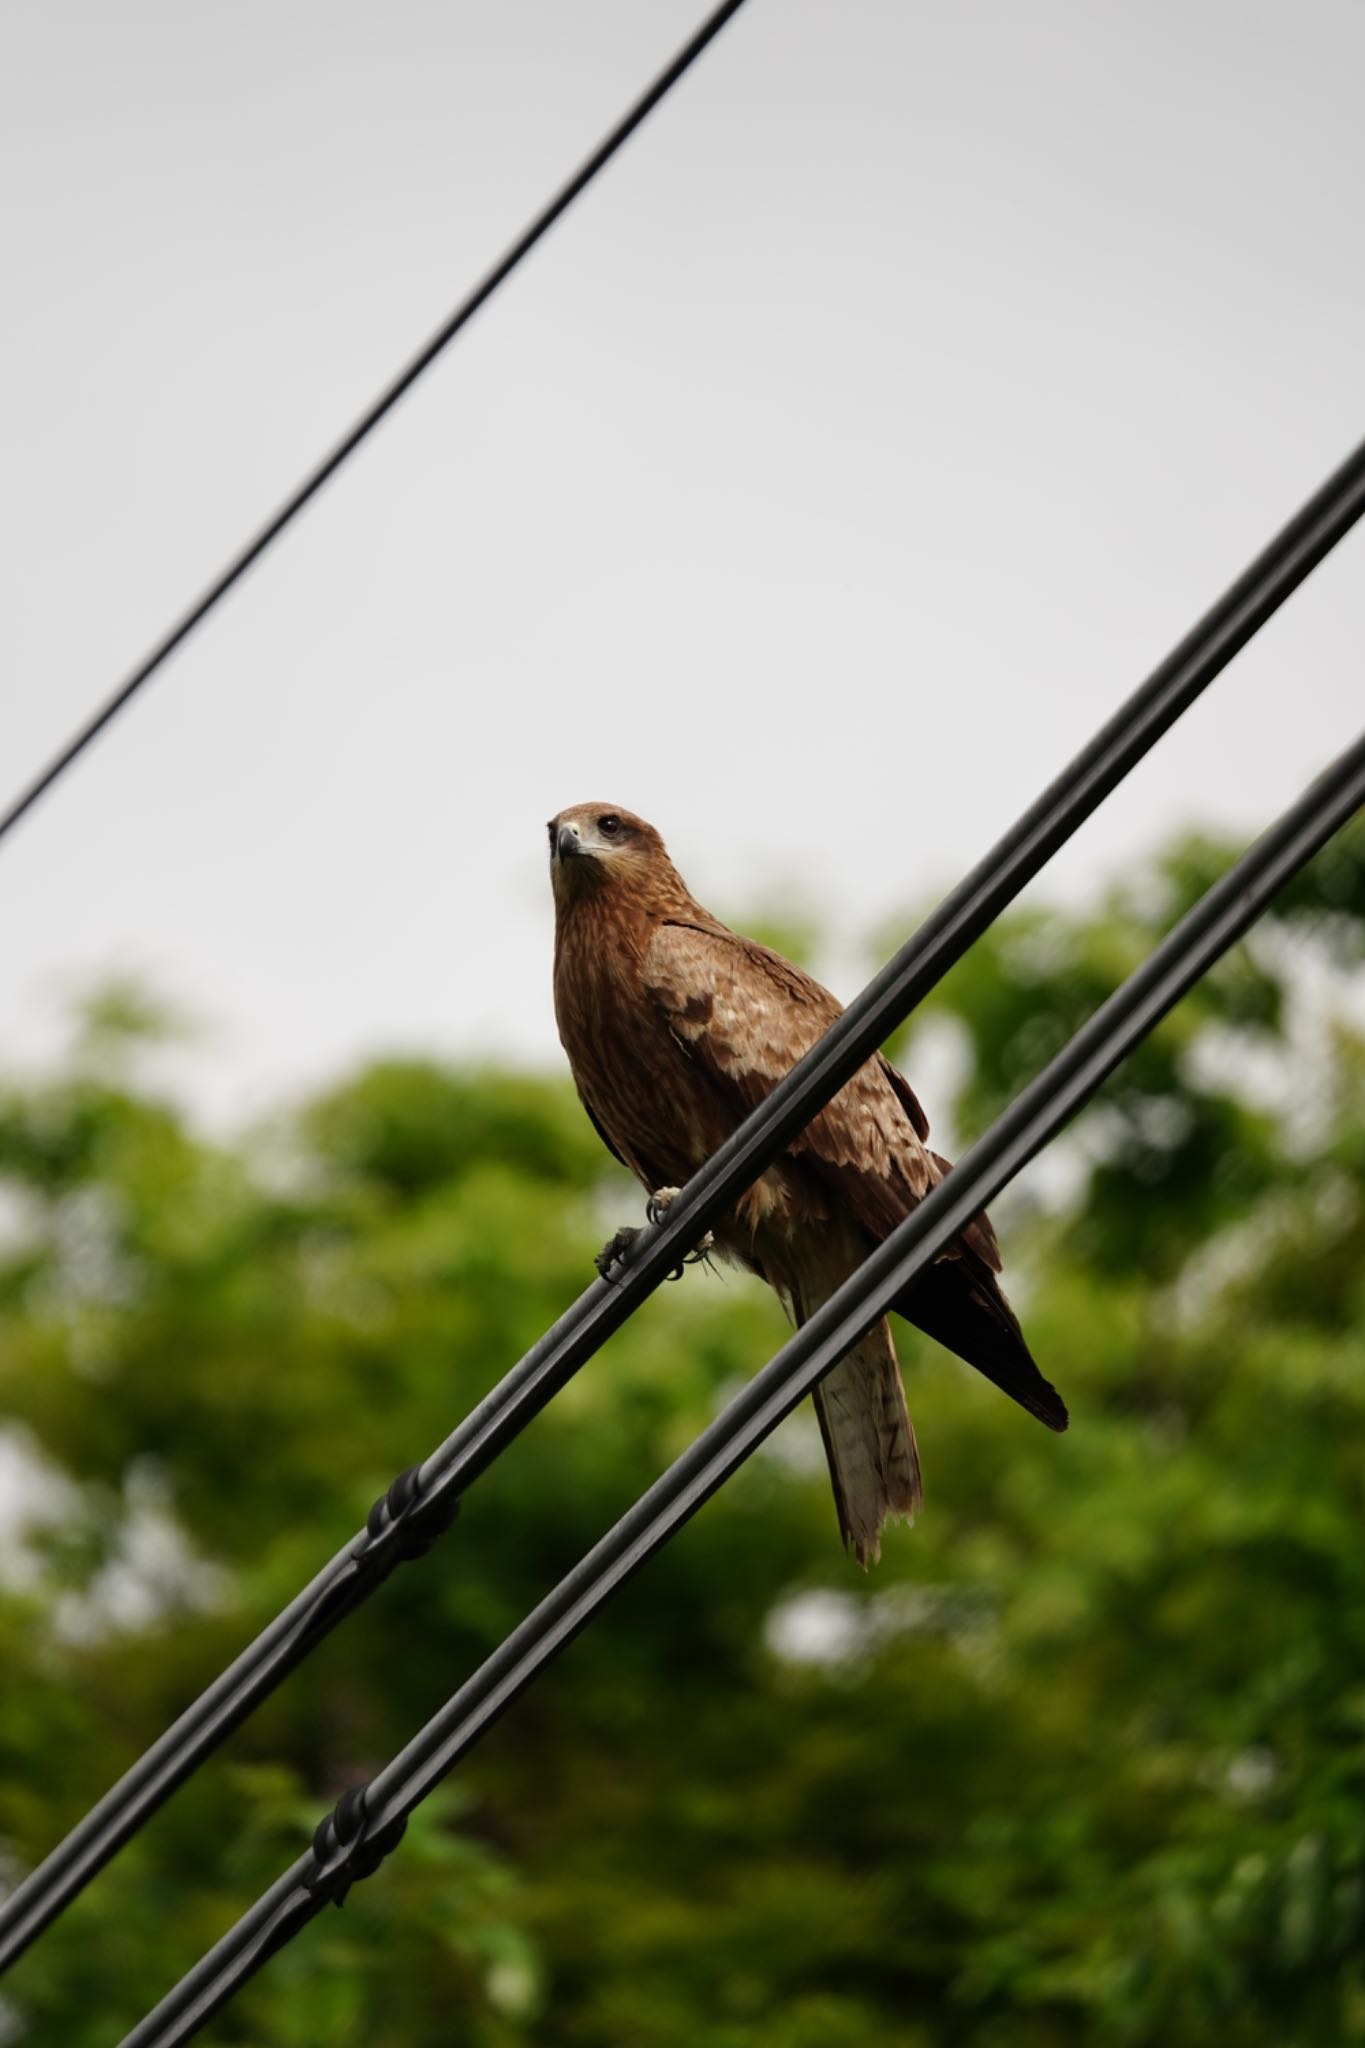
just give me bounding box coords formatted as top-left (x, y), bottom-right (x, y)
top-left (897, 1256), bottom-right (1068, 1431)
top-left (881, 1056), bottom-right (930, 1140)
top-left (583, 1097), bottom-right (627, 1169)
top-left (929, 1149), bottom-right (1002, 1274)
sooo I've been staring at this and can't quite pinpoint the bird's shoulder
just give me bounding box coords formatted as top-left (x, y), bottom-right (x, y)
top-left (644, 916), bottom-right (841, 1074)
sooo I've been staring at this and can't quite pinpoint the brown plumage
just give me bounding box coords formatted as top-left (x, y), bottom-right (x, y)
top-left (549, 802), bottom-right (1067, 1565)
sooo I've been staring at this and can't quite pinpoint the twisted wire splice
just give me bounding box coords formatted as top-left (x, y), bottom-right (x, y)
top-left (360, 1466), bottom-right (461, 1566)
top-left (304, 1785), bottom-right (407, 1910)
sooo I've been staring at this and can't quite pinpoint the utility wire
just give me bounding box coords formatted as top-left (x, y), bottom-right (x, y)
top-left (0, 0), bottom-right (750, 849)
top-left (3, 433), bottom-right (1363, 1973)
top-left (120, 728), bottom-right (1365, 2048)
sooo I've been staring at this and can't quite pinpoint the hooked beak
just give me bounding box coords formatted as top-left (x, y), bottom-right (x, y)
top-left (556, 823), bottom-right (582, 862)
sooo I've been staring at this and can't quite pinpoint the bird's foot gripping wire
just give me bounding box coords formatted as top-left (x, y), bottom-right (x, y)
top-left (595, 1186), bottom-right (714, 1284)
top-left (595, 1226), bottom-right (643, 1279)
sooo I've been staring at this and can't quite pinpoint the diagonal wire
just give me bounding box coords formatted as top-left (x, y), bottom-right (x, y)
top-left (0, 0), bottom-right (751, 849)
top-left (119, 729), bottom-right (1365, 2048)
top-left (2, 433), bottom-right (1363, 1973)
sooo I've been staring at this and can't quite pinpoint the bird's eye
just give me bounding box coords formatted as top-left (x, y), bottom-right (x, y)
top-left (598, 814), bottom-right (622, 838)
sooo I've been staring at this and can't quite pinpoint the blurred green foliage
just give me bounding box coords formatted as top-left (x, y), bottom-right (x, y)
top-left (0, 821), bottom-right (1362, 2046)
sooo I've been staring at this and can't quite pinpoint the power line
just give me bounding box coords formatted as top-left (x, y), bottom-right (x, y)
top-left (118, 727), bottom-right (1365, 2048)
top-left (0, 0), bottom-right (750, 850)
top-left (2, 432), bottom-right (1362, 1972)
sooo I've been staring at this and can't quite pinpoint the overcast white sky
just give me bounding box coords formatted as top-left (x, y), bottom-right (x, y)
top-left (2, 0), bottom-right (1362, 1121)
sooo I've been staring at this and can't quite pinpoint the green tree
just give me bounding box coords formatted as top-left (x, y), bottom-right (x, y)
top-left (0, 821), bottom-right (1361, 2046)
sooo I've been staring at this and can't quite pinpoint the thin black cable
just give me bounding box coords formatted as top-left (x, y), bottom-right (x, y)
top-left (0, 0), bottom-right (750, 849)
top-left (119, 730), bottom-right (1365, 2048)
top-left (2, 433), bottom-right (1363, 1973)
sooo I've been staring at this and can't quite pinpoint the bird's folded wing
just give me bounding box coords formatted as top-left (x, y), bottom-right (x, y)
top-left (645, 919), bottom-right (1067, 1433)
top-left (643, 918), bottom-right (935, 1240)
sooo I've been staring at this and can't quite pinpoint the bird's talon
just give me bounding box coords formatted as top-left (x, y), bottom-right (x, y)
top-left (645, 1188), bottom-right (712, 1273)
top-left (595, 1226), bottom-right (641, 1281)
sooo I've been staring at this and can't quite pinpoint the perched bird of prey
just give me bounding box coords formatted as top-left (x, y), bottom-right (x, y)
top-left (549, 803), bottom-right (1067, 1564)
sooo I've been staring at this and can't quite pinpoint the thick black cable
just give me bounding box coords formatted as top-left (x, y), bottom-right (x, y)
top-left (0, 0), bottom-right (750, 849)
top-left (2, 434), bottom-right (1362, 1974)
top-left (119, 730), bottom-right (1365, 2048)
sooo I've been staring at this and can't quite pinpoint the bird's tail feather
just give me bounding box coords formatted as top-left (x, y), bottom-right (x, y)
top-left (811, 1336), bottom-right (922, 1567)
top-left (780, 1256), bottom-right (922, 1568)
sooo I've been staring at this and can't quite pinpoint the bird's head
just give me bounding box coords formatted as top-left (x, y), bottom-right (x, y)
top-left (547, 803), bottom-right (674, 907)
